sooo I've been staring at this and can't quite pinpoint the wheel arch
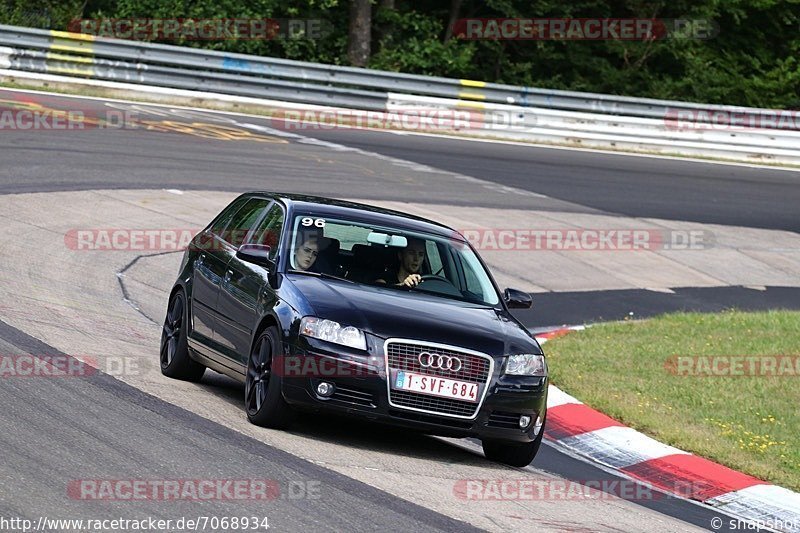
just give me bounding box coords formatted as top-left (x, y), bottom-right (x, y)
top-left (250, 313), bottom-right (282, 356)
top-left (168, 281), bottom-right (189, 315)
top-left (169, 282), bottom-right (185, 300)
top-left (250, 301), bottom-right (299, 359)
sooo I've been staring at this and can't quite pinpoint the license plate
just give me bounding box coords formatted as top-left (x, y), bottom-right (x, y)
top-left (393, 371), bottom-right (479, 403)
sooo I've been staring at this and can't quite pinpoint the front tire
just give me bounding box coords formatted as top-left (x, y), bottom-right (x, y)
top-left (160, 290), bottom-right (205, 382)
top-left (245, 327), bottom-right (294, 429)
top-left (482, 417), bottom-right (546, 467)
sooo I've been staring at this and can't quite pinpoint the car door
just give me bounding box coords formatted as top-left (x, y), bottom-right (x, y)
top-left (190, 195), bottom-right (250, 345)
top-left (214, 198), bottom-right (278, 364)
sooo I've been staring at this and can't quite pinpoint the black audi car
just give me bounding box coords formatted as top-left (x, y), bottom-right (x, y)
top-left (160, 193), bottom-right (548, 466)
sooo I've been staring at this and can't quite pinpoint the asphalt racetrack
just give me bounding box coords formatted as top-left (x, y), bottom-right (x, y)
top-left (2, 88), bottom-right (797, 532)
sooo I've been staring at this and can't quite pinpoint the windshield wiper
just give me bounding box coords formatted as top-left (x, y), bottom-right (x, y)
top-left (287, 269), bottom-right (355, 283)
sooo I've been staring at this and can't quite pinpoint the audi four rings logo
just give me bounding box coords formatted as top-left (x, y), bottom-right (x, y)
top-left (418, 351), bottom-right (463, 372)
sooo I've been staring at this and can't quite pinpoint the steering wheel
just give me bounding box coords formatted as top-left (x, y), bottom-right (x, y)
top-left (415, 274), bottom-right (462, 297)
top-left (419, 274), bottom-right (452, 284)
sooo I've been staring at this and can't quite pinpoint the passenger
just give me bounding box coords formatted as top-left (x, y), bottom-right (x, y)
top-left (293, 227), bottom-right (322, 271)
top-left (376, 237), bottom-right (426, 287)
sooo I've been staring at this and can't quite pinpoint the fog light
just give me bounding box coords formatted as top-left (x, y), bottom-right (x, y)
top-left (519, 415), bottom-right (532, 429)
top-left (316, 382), bottom-right (335, 397)
top-left (533, 416), bottom-right (544, 436)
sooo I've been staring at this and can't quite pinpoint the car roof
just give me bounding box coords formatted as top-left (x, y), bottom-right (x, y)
top-left (246, 192), bottom-right (465, 241)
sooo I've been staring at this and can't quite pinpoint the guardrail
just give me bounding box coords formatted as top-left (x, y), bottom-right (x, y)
top-left (0, 24), bottom-right (798, 164)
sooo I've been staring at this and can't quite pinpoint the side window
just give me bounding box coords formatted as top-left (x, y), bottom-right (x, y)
top-left (246, 203), bottom-right (285, 260)
top-left (219, 198), bottom-right (271, 248)
top-left (210, 197), bottom-right (249, 237)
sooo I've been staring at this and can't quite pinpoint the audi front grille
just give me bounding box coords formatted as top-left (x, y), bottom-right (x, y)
top-left (384, 339), bottom-right (494, 419)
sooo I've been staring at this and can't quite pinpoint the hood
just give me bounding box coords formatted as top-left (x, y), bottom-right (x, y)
top-left (285, 274), bottom-right (540, 356)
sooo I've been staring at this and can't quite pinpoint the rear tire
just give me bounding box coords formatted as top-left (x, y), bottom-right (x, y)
top-left (482, 417), bottom-right (546, 467)
top-left (245, 327), bottom-right (294, 429)
top-left (160, 290), bottom-right (205, 382)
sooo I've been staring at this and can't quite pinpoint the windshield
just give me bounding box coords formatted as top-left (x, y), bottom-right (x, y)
top-left (287, 214), bottom-right (500, 306)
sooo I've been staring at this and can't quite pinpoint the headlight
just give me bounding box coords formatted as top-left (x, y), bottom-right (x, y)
top-left (299, 317), bottom-right (367, 351)
top-left (505, 354), bottom-right (547, 376)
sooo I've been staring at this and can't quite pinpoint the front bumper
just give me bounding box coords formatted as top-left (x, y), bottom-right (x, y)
top-left (280, 337), bottom-right (547, 443)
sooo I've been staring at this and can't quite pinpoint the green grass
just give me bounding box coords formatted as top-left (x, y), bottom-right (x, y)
top-left (545, 310), bottom-right (800, 491)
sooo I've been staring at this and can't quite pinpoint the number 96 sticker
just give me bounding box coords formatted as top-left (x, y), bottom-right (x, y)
top-left (301, 217), bottom-right (325, 228)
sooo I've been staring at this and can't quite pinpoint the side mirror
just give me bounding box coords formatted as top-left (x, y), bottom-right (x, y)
top-left (504, 288), bottom-right (532, 309)
top-left (236, 243), bottom-right (275, 269)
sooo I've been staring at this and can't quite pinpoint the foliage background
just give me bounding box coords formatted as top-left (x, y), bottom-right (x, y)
top-left (2, 0), bottom-right (798, 108)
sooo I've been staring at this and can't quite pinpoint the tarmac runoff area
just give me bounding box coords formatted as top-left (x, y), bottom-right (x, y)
top-left (1, 189), bottom-right (799, 531)
top-left (2, 188), bottom-right (799, 329)
top-left (0, 186), bottom-right (716, 532)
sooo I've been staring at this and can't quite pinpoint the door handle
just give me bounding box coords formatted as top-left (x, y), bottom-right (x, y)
top-left (224, 269), bottom-right (233, 281)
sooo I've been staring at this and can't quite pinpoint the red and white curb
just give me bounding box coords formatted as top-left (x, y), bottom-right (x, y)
top-left (536, 327), bottom-right (800, 533)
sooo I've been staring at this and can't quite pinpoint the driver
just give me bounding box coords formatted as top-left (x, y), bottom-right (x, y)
top-left (376, 237), bottom-right (425, 287)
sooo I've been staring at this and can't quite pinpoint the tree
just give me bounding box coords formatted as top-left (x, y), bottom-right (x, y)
top-left (347, 0), bottom-right (371, 66)
top-left (16, 0), bottom-right (797, 108)
top-left (443, 0), bottom-right (461, 42)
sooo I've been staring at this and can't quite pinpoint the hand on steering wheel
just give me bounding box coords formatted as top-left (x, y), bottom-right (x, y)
top-left (400, 274), bottom-right (453, 289)
top-left (400, 274), bottom-right (422, 287)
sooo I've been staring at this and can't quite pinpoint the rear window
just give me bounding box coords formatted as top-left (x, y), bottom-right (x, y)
top-left (216, 197), bottom-right (270, 247)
